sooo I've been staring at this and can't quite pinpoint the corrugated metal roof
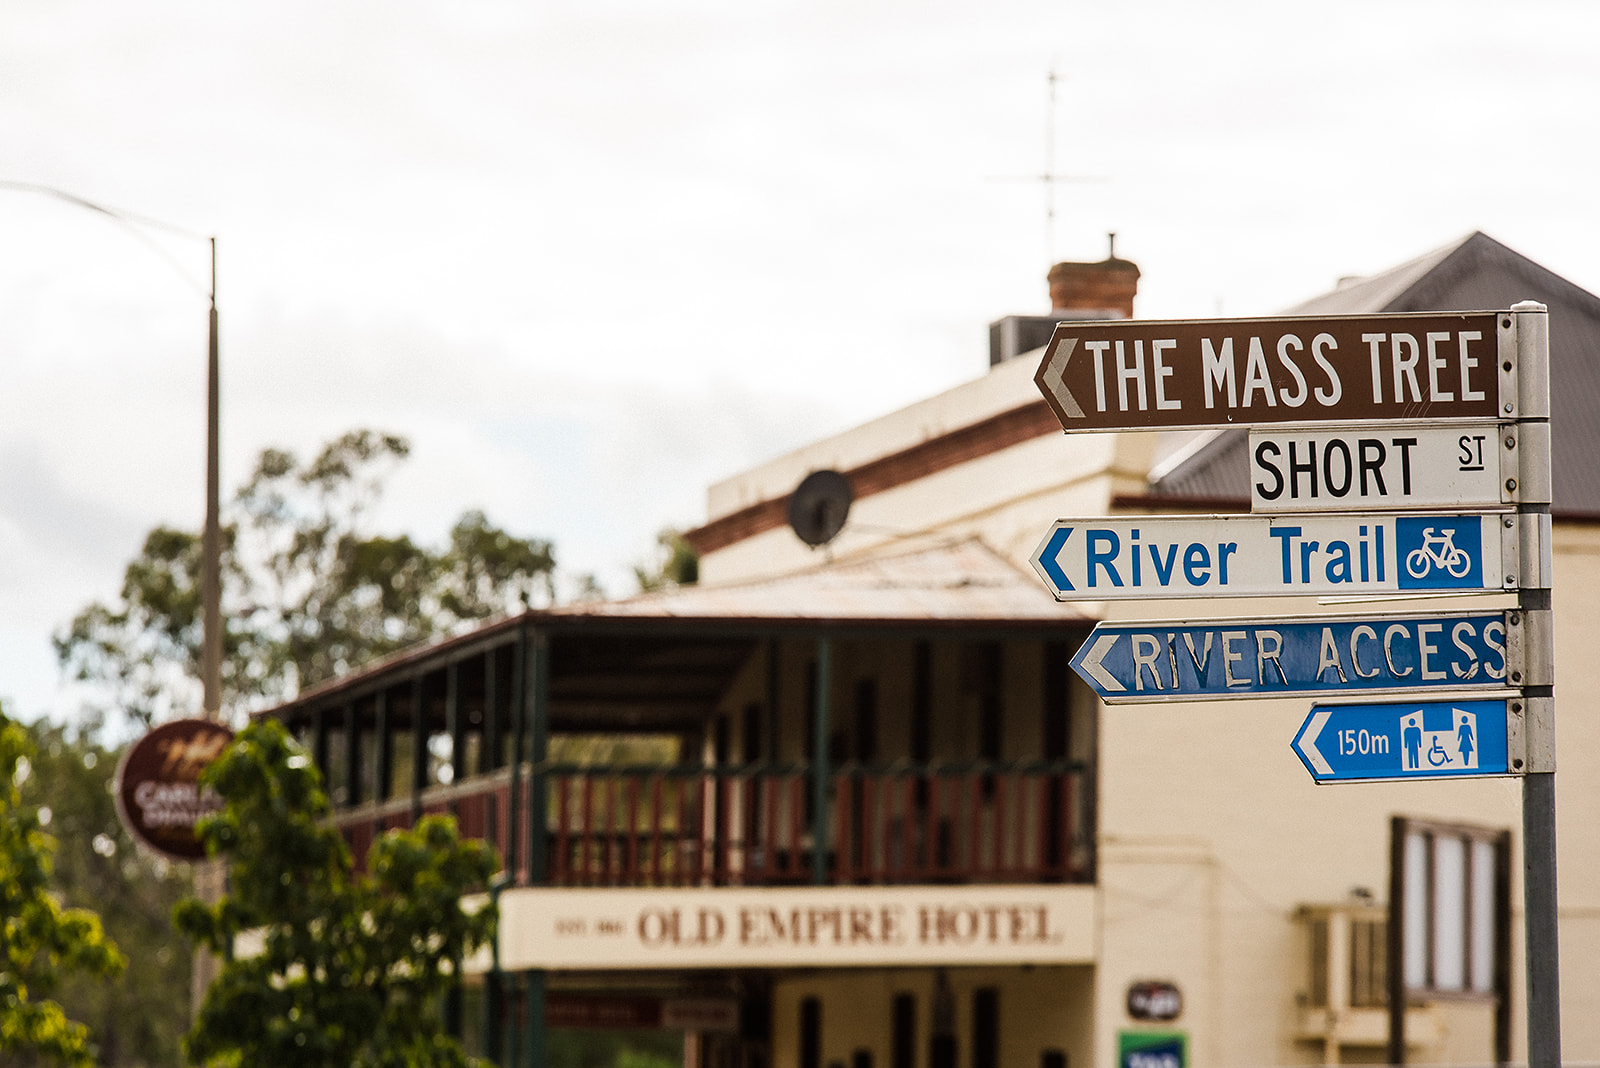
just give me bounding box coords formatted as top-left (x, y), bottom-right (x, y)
top-left (1279, 236), bottom-right (1467, 316)
top-left (268, 538), bottom-right (1089, 719)
top-left (564, 537), bottom-right (1092, 623)
top-left (1140, 429), bottom-right (1248, 505)
top-left (1148, 232), bottom-right (1600, 516)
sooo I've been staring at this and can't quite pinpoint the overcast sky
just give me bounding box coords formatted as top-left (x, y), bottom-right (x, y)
top-left (3, 0), bottom-right (1596, 725)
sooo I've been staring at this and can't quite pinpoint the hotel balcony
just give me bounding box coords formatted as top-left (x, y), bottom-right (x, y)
top-left (272, 541), bottom-right (1098, 892)
top-left (329, 759), bottom-right (1092, 889)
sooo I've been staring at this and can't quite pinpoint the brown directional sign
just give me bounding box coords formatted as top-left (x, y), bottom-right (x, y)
top-left (1034, 311), bottom-right (1506, 433)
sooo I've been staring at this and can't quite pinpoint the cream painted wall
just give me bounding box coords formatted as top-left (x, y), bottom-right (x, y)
top-left (699, 431), bottom-right (1143, 587)
top-left (698, 356), bottom-right (1153, 588)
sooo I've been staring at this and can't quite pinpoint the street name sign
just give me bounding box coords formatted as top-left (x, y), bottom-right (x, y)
top-left (1292, 697), bottom-right (1511, 783)
top-left (1248, 422), bottom-right (1535, 512)
top-left (1072, 611), bottom-right (1512, 702)
top-left (1032, 512), bottom-right (1526, 601)
top-left (1034, 311), bottom-right (1508, 434)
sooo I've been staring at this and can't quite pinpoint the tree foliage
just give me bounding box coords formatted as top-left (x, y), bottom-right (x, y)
top-left (12, 719), bottom-right (192, 1067)
top-left (632, 527), bottom-right (698, 593)
top-left (174, 719), bottom-right (498, 1068)
top-left (56, 430), bottom-right (557, 726)
top-left (0, 709), bottom-right (126, 1067)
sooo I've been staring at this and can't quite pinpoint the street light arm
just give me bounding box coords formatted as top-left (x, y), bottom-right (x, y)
top-left (3, 179), bottom-right (222, 720)
top-left (0, 179), bottom-right (213, 300)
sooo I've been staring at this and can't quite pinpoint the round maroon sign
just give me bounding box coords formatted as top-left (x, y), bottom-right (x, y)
top-left (115, 718), bottom-right (234, 861)
top-left (1127, 980), bottom-right (1183, 1022)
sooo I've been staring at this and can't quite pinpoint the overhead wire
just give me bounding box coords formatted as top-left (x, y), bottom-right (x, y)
top-left (0, 180), bottom-right (213, 300)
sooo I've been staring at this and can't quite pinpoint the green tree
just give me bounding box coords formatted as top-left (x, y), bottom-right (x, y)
top-left (631, 527), bottom-right (698, 593)
top-left (174, 719), bottom-right (498, 1068)
top-left (13, 720), bottom-right (191, 1067)
top-left (0, 709), bottom-right (126, 1067)
top-left (56, 429), bottom-right (557, 726)
top-left (44, 428), bottom-right (562, 1064)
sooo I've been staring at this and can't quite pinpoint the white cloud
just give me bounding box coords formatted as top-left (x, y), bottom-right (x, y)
top-left (3, 0), bottom-right (1598, 723)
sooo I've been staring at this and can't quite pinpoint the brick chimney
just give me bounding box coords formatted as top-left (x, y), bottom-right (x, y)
top-left (1047, 234), bottom-right (1140, 318)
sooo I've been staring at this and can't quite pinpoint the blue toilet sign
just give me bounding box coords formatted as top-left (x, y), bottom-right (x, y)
top-left (1292, 698), bottom-right (1511, 783)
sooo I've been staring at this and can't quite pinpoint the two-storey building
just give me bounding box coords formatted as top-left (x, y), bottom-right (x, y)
top-left (265, 231), bottom-right (1600, 1068)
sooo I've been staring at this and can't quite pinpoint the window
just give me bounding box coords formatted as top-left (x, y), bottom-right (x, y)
top-left (972, 987), bottom-right (999, 1068)
top-left (892, 993), bottom-right (916, 1068)
top-left (1392, 817), bottom-right (1509, 998)
top-left (800, 997), bottom-right (821, 1068)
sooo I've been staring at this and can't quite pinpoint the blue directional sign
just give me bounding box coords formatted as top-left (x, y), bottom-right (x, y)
top-left (1072, 612), bottom-right (1511, 702)
top-left (1292, 698), bottom-right (1511, 784)
top-left (1032, 512), bottom-right (1516, 600)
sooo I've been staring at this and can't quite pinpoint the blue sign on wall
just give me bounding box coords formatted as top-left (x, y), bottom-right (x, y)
top-left (1071, 613), bottom-right (1510, 702)
top-left (1292, 698), bottom-right (1511, 784)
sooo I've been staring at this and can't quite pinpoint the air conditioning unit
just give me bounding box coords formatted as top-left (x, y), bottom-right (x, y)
top-left (987, 310), bottom-right (1122, 367)
top-left (1294, 903), bottom-right (1440, 1055)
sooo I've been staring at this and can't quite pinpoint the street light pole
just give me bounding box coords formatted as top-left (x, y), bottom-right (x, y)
top-left (1, 181), bottom-right (223, 720)
top-left (5, 181), bottom-right (227, 1024)
top-left (202, 237), bottom-right (222, 720)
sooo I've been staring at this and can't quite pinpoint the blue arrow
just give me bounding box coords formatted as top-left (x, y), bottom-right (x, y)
top-left (1292, 698), bottom-right (1511, 784)
top-left (1037, 526), bottom-right (1075, 593)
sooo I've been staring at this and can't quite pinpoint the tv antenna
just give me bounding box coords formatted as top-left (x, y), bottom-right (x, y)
top-left (992, 66), bottom-right (1107, 264)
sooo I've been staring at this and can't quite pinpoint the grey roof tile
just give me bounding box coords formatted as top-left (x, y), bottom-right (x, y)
top-left (1149, 233), bottom-right (1600, 516)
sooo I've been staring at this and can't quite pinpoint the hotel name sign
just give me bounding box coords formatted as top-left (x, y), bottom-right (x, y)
top-left (474, 884), bottom-right (1096, 971)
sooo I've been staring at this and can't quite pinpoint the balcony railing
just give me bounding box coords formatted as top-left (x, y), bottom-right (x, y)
top-left (333, 767), bottom-right (521, 881)
top-left (331, 761), bottom-right (1091, 888)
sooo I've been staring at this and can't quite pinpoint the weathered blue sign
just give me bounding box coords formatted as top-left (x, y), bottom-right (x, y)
top-left (1071, 612), bottom-right (1511, 702)
top-left (1031, 512), bottom-right (1515, 600)
top-left (1292, 698), bottom-right (1511, 784)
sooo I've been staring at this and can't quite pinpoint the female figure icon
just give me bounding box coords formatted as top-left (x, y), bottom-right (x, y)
top-left (1457, 714), bottom-right (1476, 766)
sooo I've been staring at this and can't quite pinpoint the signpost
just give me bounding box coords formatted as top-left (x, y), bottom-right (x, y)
top-left (1032, 304), bottom-right (1558, 1065)
top-left (1291, 698), bottom-right (1512, 783)
top-left (1247, 422), bottom-right (1547, 512)
top-left (1032, 511), bottom-right (1535, 601)
top-left (1072, 611), bottom-right (1515, 702)
top-left (1033, 312), bottom-right (1507, 434)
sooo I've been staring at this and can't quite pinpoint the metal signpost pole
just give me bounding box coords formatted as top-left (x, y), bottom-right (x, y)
top-left (1511, 302), bottom-right (1559, 1067)
top-left (1029, 306), bottom-right (1562, 1062)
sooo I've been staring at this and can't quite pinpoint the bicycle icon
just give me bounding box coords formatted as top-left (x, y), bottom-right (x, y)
top-left (1405, 526), bottom-right (1472, 579)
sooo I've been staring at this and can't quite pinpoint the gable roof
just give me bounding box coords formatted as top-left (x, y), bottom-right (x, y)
top-left (567, 536), bottom-right (1091, 626)
top-left (1145, 232), bottom-right (1600, 516)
